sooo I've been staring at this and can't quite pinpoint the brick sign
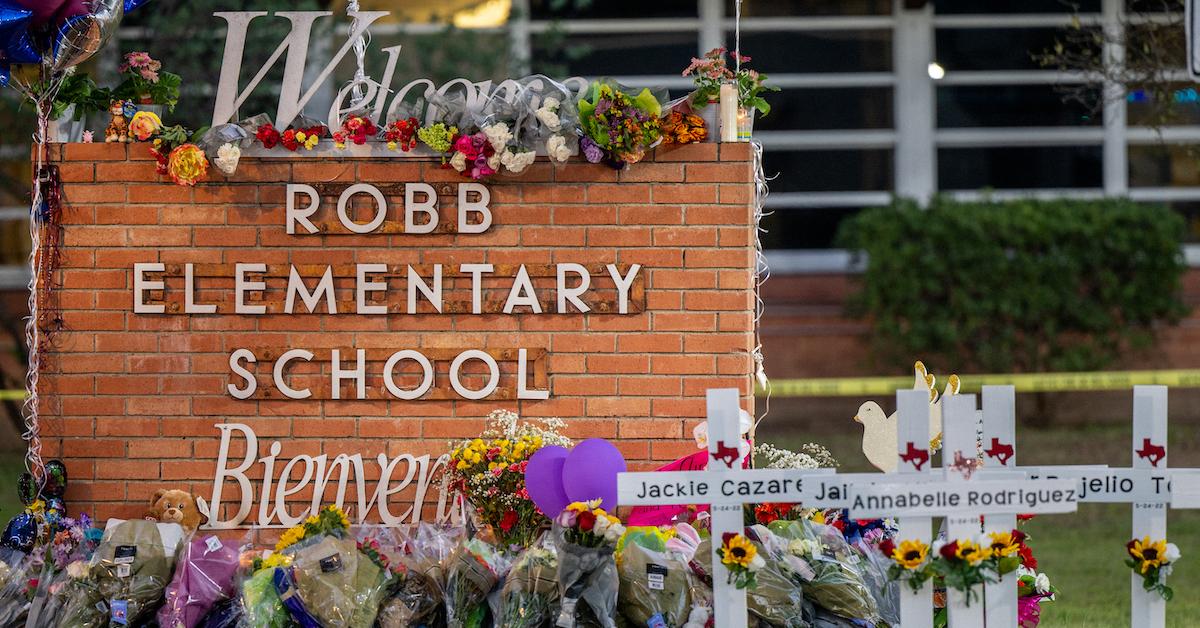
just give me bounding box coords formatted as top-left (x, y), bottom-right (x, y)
top-left (40, 142), bottom-right (756, 527)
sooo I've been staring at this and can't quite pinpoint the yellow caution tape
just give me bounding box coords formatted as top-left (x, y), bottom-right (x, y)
top-left (0, 390), bottom-right (25, 401)
top-left (756, 369), bottom-right (1200, 397)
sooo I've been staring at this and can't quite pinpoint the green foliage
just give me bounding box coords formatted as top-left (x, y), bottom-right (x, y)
top-left (113, 71), bottom-right (183, 111)
top-left (836, 197), bottom-right (1188, 375)
top-left (51, 72), bottom-right (111, 121)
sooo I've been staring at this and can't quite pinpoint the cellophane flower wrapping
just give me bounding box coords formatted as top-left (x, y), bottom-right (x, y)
top-left (615, 528), bottom-right (695, 628)
top-left (499, 534), bottom-right (560, 628)
top-left (765, 520), bottom-right (881, 625)
top-left (278, 534), bottom-right (375, 627)
top-left (733, 525), bottom-right (810, 628)
top-left (26, 516), bottom-right (101, 628)
top-left (551, 521), bottom-right (618, 628)
top-left (0, 547), bottom-right (35, 625)
top-left (57, 519), bottom-right (184, 628)
top-left (576, 80), bottom-right (666, 167)
top-left (240, 562), bottom-right (293, 628)
top-left (157, 534), bottom-right (241, 628)
top-left (378, 524), bottom-right (464, 628)
top-left (446, 537), bottom-right (510, 628)
top-left (851, 538), bottom-right (900, 627)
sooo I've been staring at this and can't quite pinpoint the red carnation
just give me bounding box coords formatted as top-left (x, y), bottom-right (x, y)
top-left (1012, 529), bottom-right (1027, 544)
top-left (722, 532), bottom-right (737, 545)
top-left (577, 510), bottom-right (596, 532)
top-left (281, 129), bottom-right (299, 151)
top-left (939, 541), bottom-right (959, 560)
top-left (1018, 513), bottom-right (1035, 522)
top-left (256, 124), bottom-right (281, 149)
top-left (499, 510), bottom-right (518, 532)
top-left (878, 538), bottom-right (896, 558)
top-left (1019, 544), bottom-right (1037, 569)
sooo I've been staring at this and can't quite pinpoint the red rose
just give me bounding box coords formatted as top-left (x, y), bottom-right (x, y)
top-left (831, 518), bottom-right (846, 531)
top-left (577, 510), bottom-right (596, 532)
top-left (722, 532), bottom-right (737, 546)
top-left (1018, 514), bottom-right (1035, 522)
top-left (939, 541), bottom-right (959, 560)
top-left (256, 124), bottom-right (281, 149)
top-left (1012, 530), bottom-right (1027, 544)
top-left (878, 538), bottom-right (896, 558)
top-left (499, 510), bottom-right (518, 532)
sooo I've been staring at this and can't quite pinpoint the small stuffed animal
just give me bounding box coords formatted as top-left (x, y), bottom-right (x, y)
top-left (105, 100), bottom-right (131, 143)
top-left (146, 489), bottom-right (203, 532)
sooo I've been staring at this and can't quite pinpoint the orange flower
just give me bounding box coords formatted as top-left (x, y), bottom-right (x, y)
top-left (167, 144), bottom-right (208, 186)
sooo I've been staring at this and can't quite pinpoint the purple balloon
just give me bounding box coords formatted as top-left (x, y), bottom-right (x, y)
top-left (525, 445), bottom-right (570, 517)
top-left (561, 439), bottom-right (627, 509)
top-left (53, 0), bottom-right (88, 25)
top-left (9, 0), bottom-right (69, 26)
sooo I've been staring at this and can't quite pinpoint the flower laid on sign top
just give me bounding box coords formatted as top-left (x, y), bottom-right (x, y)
top-left (1126, 536), bottom-right (1181, 600)
top-left (577, 81), bottom-right (662, 168)
top-left (448, 410), bottom-right (572, 549)
top-left (213, 143), bottom-right (241, 176)
top-left (545, 134), bottom-right (572, 163)
top-left (332, 114), bottom-right (379, 149)
top-left (254, 122), bottom-right (327, 151)
top-left (661, 111), bottom-right (707, 145)
top-left (417, 122), bottom-right (459, 162)
top-left (167, 144), bottom-right (208, 187)
top-left (449, 131), bottom-right (500, 180)
top-left (718, 532), bottom-right (764, 590)
top-left (385, 117), bottom-right (420, 151)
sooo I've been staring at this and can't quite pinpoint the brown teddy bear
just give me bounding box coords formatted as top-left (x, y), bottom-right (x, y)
top-left (146, 489), bottom-right (203, 532)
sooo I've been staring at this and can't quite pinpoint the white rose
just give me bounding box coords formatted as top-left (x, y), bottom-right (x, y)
top-left (449, 151), bottom-right (467, 172)
top-left (487, 153), bottom-right (502, 171)
top-left (536, 107), bottom-right (562, 132)
top-left (592, 516), bottom-right (611, 537)
top-left (931, 540), bottom-right (946, 555)
top-left (213, 142), bottom-right (241, 175)
top-left (748, 553), bottom-right (766, 572)
top-left (543, 97), bottom-right (560, 110)
top-left (604, 523), bottom-right (625, 543)
top-left (1165, 543), bottom-right (1181, 563)
top-left (687, 606), bottom-right (710, 624)
top-left (482, 123), bottom-right (512, 153)
top-left (502, 149), bottom-right (536, 174)
top-left (66, 560), bottom-right (88, 579)
top-left (1035, 573), bottom-right (1051, 594)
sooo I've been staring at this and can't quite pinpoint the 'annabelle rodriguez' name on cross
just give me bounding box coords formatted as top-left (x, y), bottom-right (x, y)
top-left (127, 181), bottom-right (645, 402)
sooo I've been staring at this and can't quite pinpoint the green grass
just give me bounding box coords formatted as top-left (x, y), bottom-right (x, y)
top-left (763, 421), bottom-right (1200, 627)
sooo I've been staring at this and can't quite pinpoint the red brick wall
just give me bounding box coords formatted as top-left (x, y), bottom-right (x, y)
top-left (39, 142), bottom-right (756, 524)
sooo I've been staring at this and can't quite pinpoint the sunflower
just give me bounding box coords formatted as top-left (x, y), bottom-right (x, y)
top-left (893, 539), bottom-right (930, 570)
top-left (1128, 536), bottom-right (1169, 573)
top-left (720, 533), bottom-right (758, 569)
top-left (987, 531), bottom-right (1021, 557)
top-left (954, 539), bottom-right (993, 565)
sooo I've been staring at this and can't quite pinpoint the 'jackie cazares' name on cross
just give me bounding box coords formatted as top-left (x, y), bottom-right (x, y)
top-left (633, 478), bottom-right (802, 500)
top-left (848, 481), bottom-right (1080, 518)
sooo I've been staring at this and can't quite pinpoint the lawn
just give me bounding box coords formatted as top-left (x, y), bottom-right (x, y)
top-left (764, 417), bottom-right (1200, 627)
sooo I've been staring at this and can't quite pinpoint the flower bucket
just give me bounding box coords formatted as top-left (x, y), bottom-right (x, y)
top-left (698, 99), bottom-right (720, 143)
top-left (48, 105), bottom-right (86, 143)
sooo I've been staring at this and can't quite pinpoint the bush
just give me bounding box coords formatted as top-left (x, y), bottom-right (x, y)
top-left (836, 197), bottom-right (1188, 375)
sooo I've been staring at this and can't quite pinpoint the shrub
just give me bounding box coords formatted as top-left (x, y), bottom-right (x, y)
top-left (836, 197), bottom-right (1188, 375)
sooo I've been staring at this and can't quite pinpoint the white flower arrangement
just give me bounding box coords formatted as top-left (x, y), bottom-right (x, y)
top-left (535, 97), bottom-right (563, 132)
top-left (501, 149), bottom-right (537, 174)
top-left (545, 134), bottom-right (572, 163)
top-left (755, 441), bottom-right (838, 470)
top-left (482, 122), bottom-right (513, 153)
top-left (213, 142), bottom-right (241, 175)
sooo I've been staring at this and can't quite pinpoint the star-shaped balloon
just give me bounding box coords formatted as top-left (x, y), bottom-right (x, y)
top-left (0, 6), bottom-right (38, 66)
top-left (125, 0), bottom-right (151, 13)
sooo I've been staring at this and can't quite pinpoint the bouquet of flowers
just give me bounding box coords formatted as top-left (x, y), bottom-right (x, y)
top-left (114, 51), bottom-right (182, 109)
top-left (0, 547), bottom-right (35, 626)
top-left (1126, 536), bottom-right (1181, 601)
top-left (499, 534), bottom-right (560, 628)
top-left (447, 410), bottom-right (572, 549)
top-left (255, 121), bottom-right (328, 151)
top-left (850, 537), bottom-right (900, 628)
top-left (385, 117), bottom-right (420, 152)
top-left (552, 501), bottom-right (624, 628)
top-left (682, 47), bottom-right (777, 118)
top-left (1016, 566), bottom-right (1057, 628)
top-left (445, 537), bottom-right (510, 628)
top-left (576, 80), bottom-right (664, 167)
top-left (767, 519), bottom-right (881, 624)
top-left (929, 536), bottom-right (995, 607)
top-left (57, 519), bottom-right (185, 627)
top-left (616, 526), bottom-right (696, 628)
top-left (719, 526), bottom-right (804, 628)
top-left (157, 534), bottom-right (241, 628)
top-left (378, 523), bottom-right (464, 628)
top-left (332, 114), bottom-right (380, 148)
top-left (418, 122), bottom-right (460, 163)
top-left (26, 514), bottom-right (101, 628)
top-left (239, 551), bottom-right (293, 628)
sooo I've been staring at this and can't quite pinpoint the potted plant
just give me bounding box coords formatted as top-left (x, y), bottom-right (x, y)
top-left (112, 51), bottom-right (181, 116)
top-left (683, 48), bottom-right (778, 141)
top-left (46, 72), bottom-right (111, 142)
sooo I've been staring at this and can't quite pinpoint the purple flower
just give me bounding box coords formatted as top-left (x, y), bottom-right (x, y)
top-left (580, 137), bottom-right (604, 163)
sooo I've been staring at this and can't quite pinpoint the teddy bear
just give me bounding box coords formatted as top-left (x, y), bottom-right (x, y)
top-left (146, 489), bottom-right (203, 532)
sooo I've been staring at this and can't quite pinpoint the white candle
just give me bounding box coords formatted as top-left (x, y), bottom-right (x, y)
top-left (719, 83), bottom-right (738, 142)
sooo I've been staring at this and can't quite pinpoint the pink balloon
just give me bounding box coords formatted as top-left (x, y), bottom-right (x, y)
top-left (11, 0), bottom-right (70, 26)
top-left (561, 439), bottom-right (626, 509)
top-left (524, 446), bottom-right (570, 517)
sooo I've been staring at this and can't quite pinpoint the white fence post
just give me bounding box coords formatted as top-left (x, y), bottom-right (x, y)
top-left (1131, 385), bottom-right (1168, 628)
top-left (942, 394), bottom-right (986, 628)
top-left (895, 389), bottom-right (934, 627)
top-left (981, 385), bottom-right (1018, 628)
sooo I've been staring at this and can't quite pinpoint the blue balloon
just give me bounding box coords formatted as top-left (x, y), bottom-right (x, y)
top-left (124, 0), bottom-right (150, 13)
top-left (3, 512), bottom-right (37, 552)
top-left (0, 65), bottom-right (8, 87)
top-left (0, 6), bottom-right (38, 65)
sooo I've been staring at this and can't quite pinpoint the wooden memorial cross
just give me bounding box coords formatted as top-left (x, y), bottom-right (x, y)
top-left (849, 393), bottom-right (1080, 628)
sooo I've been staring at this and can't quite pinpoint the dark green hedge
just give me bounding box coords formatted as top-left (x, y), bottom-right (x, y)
top-left (836, 197), bottom-right (1189, 374)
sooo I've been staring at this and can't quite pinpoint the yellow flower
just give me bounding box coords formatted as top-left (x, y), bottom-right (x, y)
top-left (296, 131), bottom-right (307, 142)
top-left (721, 534), bottom-right (758, 569)
top-left (893, 539), bottom-right (929, 570)
top-left (305, 515), bottom-right (319, 526)
top-left (275, 526), bottom-right (305, 551)
top-left (809, 510), bottom-right (827, 525)
top-left (167, 144), bottom-right (208, 186)
top-left (987, 531), bottom-right (1021, 557)
top-left (954, 539), bottom-right (992, 566)
top-left (387, 141), bottom-right (398, 150)
top-left (262, 552), bottom-right (292, 569)
top-left (335, 141), bottom-right (346, 150)
top-left (1128, 537), bottom-right (1169, 573)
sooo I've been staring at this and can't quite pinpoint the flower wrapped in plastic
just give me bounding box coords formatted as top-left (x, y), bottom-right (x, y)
top-left (446, 537), bottom-right (511, 628)
top-left (851, 538), bottom-right (900, 628)
top-left (499, 534), bottom-right (560, 628)
top-left (25, 514), bottom-right (101, 628)
top-left (57, 519), bottom-right (185, 627)
top-left (552, 501), bottom-right (624, 628)
top-left (157, 534), bottom-right (241, 628)
top-left (378, 523), bottom-right (465, 628)
top-left (0, 547), bottom-right (35, 625)
top-left (615, 526), bottom-right (698, 628)
top-left (239, 553), bottom-right (293, 628)
top-left (576, 80), bottom-right (666, 168)
top-left (766, 519), bottom-right (881, 624)
top-left (732, 525), bottom-right (809, 628)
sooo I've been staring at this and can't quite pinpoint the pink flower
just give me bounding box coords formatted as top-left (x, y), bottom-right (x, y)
top-left (139, 68), bottom-right (160, 83)
top-left (122, 51), bottom-right (153, 71)
top-left (556, 509), bottom-right (578, 527)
